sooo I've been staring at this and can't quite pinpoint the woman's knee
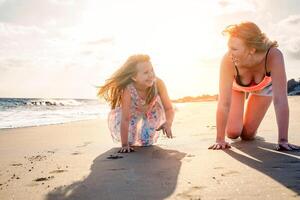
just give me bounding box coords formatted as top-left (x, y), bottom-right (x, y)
top-left (226, 128), bottom-right (242, 139)
top-left (241, 126), bottom-right (257, 140)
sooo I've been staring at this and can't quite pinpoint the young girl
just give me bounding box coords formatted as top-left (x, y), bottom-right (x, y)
top-left (98, 54), bottom-right (174, 153)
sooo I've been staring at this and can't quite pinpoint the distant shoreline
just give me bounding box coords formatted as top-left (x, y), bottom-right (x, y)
top-left (172, 92), bottom-right (300, 103)
top-left (172, 95), bottom-right (218, 103)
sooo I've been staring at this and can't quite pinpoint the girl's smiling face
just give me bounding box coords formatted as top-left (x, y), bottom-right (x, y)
top-left (132, 61), bottom-right (155, 88)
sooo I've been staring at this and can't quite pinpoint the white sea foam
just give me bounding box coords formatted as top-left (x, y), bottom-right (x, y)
top-left (0, 98), bottom-right (110, 129)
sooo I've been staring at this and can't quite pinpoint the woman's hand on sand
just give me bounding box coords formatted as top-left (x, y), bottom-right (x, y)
top-left (208, 141), bottom-right (231, 150)
top-left (276, 142), bottom-right (300, 151)
top-left (156, 123), bottom-right (173, 138)
top-left (118, 145), bottom-right (135, 153)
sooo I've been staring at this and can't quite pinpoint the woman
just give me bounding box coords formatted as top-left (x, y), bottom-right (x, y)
top-left (209, 22), bottom-right (299, 150)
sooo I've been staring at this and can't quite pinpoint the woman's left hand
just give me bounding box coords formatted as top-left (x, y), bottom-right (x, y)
top-left (276, 142), bottom-right (300, 151)
top-left (156, 123), bottom-right (173, 138)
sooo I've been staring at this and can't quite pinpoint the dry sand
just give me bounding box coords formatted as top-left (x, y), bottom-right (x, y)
top-left (0, 96), bottom-right (300, 200)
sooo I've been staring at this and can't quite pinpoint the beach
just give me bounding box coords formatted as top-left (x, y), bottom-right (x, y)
top-left (0, 97), bottom-right (300, 200)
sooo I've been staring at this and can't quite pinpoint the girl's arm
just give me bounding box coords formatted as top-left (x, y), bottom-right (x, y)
top-left (269, 48), bottom-right (299, 150)
top-left (209, 53), bottom-right (234, 150)
top-left (119, 87), bottom-right (134, 152)
top-left (156, 78), bottom-right (174, 138)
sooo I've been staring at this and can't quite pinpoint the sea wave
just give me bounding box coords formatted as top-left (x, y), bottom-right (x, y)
top-left (0, 98), bottom-right (109, 129)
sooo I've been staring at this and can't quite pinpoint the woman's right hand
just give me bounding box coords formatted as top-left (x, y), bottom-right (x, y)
top-left (208, 141), bottom-right (231, 150)
top-left (118, 145), bottom-right (135, 153)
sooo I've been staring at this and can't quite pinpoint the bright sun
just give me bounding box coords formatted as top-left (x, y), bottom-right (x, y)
top-left (70, 0), bottom-right (227, 98)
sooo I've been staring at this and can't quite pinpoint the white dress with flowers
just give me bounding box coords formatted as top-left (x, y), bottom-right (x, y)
top-left (108, 83), bottom-right (166, 146)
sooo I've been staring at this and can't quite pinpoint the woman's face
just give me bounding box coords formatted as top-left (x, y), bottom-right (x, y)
top-left (132, 61), bottom-right (156, 88)
top-left (227, 36), bottom-right (252, 67)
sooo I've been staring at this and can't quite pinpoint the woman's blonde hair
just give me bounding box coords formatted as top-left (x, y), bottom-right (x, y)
top-left (98, 54), bottom-right (157, 109)
top-left (223, 21), bottom-right (278, 52)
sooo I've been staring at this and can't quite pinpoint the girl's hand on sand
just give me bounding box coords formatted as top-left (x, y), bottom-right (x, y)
top-left (118, 145), bottom-right (135, 153)
top-left (208, 141), bottom-right (231, 150)
top-left (156, 123), bottom-right (173, 138)
top-left (276, 142), bottom-right (300, 151)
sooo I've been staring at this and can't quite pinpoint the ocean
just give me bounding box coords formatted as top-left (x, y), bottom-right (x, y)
top-left (0, 98), bottom-right (110, 129)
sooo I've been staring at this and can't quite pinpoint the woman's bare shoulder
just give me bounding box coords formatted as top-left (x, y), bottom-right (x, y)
top-left (268, 47), bottom-right (283, 59)
top-left (267, 47), bottom-right (284, 70)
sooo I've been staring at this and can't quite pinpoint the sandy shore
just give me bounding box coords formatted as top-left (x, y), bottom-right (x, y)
top-left (0, 96), bottom-right (300, 200)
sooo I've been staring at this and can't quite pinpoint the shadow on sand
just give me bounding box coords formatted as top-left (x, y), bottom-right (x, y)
top-left (46, 146), bottom-right (186, 200)
top-left (225, 138), bottom-right (300, 195)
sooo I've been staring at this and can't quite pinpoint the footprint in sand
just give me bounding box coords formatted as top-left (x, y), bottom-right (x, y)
top-left (205, 125), bottom-right (216, 130)
top-left (176, 186), bottom-right (204, 200)
top-left (76, 141), bottom-right (92, 148)
top-left (106, 154), bottom-right (123, 160)
top-left (30, 170), bottom-right (67, 185)
top-left (10, 163), bottom-right (23, 167)
top-left (271, 166), bottom-right (283, 170)
top-left (27, 182), bottom-right (39, 187)
top-left (50, 170), bottom-right (68, 174)
top-left (10, 174), bottom-right (20, 180)
top-left (28, 155), bottom-right (47, 162)
top-left (220, 170), bottom-right (239, 177)
top-left (212, 176), bottom-right (222, 184)
top-left (186, 154), bottom-right (196, 157)
top-left (34, 176), bottom-right (54, 182)
top-left (183, 154), bottom-right (196, 162)
top-left (287, 160), bottom-right (300, 164)
top-left (107, 168), bottom-right (127, 171)
top-left (71, 151), bottom-right (82, 155)
top-left (213, 167), bottom-right (224, 170)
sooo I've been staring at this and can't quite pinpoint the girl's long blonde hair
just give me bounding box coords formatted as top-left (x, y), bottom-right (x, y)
top-left (223, 21), bottom-right (278, 52)
top-left (98, 54), bottom-right (157, 109)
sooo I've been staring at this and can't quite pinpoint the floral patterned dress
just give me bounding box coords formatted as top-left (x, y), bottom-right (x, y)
top-left (108, 83), bottom-right (166, 146)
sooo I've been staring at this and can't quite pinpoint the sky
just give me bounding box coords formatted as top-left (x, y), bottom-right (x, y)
top-left (0, 0), bottom-right (300, 99)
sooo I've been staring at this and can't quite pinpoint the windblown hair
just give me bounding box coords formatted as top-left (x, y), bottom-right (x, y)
top-left (223, 21), bottom-right (278, 52)
top-left (98, 54), bottom-right (157, 109)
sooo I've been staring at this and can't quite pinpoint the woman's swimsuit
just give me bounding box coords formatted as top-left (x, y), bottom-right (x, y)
top-left (232, 48), bottom-right (273, 96)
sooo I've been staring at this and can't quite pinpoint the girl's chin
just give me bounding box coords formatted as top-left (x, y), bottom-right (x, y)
top-left (145, 81), bottom-right (154, 87)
